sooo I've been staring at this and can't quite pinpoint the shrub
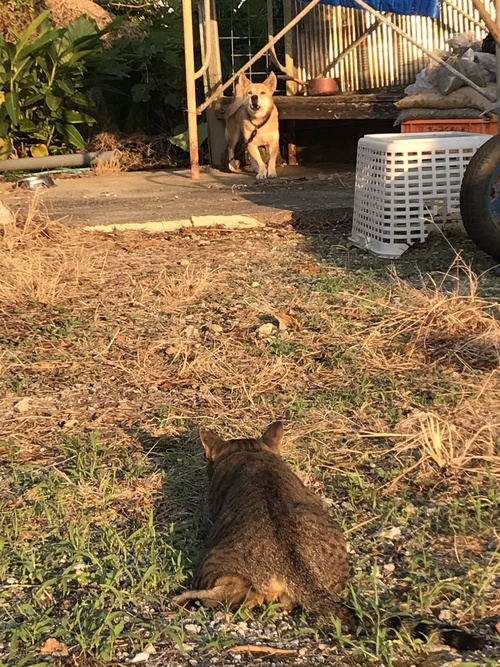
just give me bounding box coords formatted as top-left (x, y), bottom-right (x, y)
top-left (0, 11), bottom-right (106, 158)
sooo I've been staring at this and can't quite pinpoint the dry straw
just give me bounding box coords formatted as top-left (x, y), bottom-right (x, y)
top-left (363, 256), bottom-right (500, 371)
top-left (0, 195), bottom-right (108, 308)
top-left (364, 402), bottom-right (500, 491)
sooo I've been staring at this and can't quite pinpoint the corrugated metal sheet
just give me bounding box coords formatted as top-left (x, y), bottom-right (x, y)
top-left (291, 0), bottom-right (495, 91)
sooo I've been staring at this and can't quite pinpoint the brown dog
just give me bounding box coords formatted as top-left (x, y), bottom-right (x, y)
top-left (173, 422), bottom-right (353, 628)
top-left (225, 72), bottom-right (280, 180)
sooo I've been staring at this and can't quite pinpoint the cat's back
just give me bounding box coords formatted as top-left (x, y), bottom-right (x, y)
top-left (208, 448), bottom-right (344, 555)
top-left (209, 448), bottom-right (323, 519)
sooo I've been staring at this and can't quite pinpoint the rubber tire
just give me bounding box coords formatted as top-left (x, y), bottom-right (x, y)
top-left (460, 134), bottom-right (500, 259)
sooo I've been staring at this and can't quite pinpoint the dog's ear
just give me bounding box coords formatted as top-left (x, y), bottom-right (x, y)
top-left (263, 71), bottom-right (277, 94)
top-left (199, 429), bottom-right (225, 461)
top-left (260, 421), bottom-right (283, 454)
top-left (238, 71), bottom-right (252, 89)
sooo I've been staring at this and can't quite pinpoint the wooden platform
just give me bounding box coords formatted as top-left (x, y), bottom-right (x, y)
top-left (213, 88), bottom-right (403, 121)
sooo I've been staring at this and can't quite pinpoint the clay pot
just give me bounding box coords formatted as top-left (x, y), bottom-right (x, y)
top-left (305, 77), bottom-right (341, 96)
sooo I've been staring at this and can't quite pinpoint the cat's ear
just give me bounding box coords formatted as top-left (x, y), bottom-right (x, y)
top-left (199, 429), bottom-right (224, 461)
top-left (261, 421), bottom-right (283, 454)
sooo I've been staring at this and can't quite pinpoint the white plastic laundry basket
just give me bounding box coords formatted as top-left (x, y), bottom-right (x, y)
top-left (349, 132), bottom-right (493, 258)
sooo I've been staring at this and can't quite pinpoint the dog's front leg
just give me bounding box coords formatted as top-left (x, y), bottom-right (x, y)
top-left (225, 116), bottom-right (240, 173)
top-left (246, 142), bottom-right (267, 180)
top-left (267, 139), bottom-right (279, 178)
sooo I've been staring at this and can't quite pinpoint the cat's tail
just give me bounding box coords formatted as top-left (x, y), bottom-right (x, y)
top-left (298, 592), bottom-right (487, 651)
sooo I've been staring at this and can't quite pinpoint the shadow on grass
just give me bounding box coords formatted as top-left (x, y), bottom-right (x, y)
top-left (127, 424), bottom-right (208, 591)
top-left (291, 211), bottom-right (500, 284)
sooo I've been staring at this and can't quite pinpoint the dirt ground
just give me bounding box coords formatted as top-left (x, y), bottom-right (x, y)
top-left (0, 166), bottom-right (356, 228)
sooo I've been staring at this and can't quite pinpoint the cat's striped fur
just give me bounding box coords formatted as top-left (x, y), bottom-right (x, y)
top-left (173, 422), bottom-right (353, 628)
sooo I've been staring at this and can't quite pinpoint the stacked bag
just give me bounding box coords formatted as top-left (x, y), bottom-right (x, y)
top-left (395, 32), bottom-right (497, 127)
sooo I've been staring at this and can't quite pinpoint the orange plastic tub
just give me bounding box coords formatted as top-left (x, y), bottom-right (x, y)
top-left (401, 118), bottom-right (498, 135)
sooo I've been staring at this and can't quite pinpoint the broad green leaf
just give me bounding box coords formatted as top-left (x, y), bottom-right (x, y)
top-left (168, 122), bottom-right (208, 152)
top-left (69, 91), bottom-right (94, 107)
top-left (3, 41), bottom-right (16, 65)
top-left (15, 11), bottom-right (51, 57)
top-left (24, 92), bottom-right (45, 106)
top-left (35, 55), bottom-right (53, 81)
top-left (31, 130), bottom-right (51, 140)
top-left (63, 110), bottom-right (96, 125)
top-left (56, 122), bottom-right (86, 150)
top-left (46, 94), bottom-right (62, 111)
top-left (163, 50), bottom-right (181, 68)
top-left (30, 144), bottom-right (49, 157)
top-left (18, 119), bottom-right (37, 133)
top-left (62, 16), bottom-right (100, 45)
top-left (18, 29), bottom-right (61, 64)
top-left (56, 79), bottom-right (74, 95)
top-left (5, 92), bottom-right (20, 125)
top-left (131, 83), bottom-right (152, 103)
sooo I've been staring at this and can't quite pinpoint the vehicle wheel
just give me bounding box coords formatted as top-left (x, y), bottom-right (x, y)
top-left (460, 134), bottom-right (500, 259)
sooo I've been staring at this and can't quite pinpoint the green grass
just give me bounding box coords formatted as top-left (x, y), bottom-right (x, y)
top-left (1, 432), bottom-right (195, 663)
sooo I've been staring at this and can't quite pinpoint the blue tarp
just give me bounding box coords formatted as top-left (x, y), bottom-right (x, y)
top-left (299, 0), bottom-right (440, 18)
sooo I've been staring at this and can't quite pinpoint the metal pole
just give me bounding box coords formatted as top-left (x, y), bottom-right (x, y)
top-left (195, 0), bottom-right (212, 80)
top-left (182, 0), bottom-right (199, 179)
top-left (283, 0), bottom-right (297, 96)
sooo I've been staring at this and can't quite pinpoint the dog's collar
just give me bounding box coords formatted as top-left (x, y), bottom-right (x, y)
top-left (246, 111), bottom-right (273, 145)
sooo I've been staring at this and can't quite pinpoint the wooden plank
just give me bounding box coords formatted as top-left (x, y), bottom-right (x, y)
top-left (213, 89), bottom-right (402, 121)
top-left (275, 94), bottom-right (400, 119)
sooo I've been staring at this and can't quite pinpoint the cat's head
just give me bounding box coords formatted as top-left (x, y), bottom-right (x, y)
top-left (199, 421), bottom-right (284, 467)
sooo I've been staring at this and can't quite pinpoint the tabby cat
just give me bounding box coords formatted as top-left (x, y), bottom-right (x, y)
top-left (173, 421), bottom-right (353, 628)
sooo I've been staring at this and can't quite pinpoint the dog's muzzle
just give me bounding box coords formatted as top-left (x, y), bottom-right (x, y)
top-left (251, 95), bottom-right (260, 111)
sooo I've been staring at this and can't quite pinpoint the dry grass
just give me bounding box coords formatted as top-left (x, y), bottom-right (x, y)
top-left (89, 131), bottom-right (180, 170)
top-left (0, 195), bottom-right (109, 307)
top-left (92, 151), bottom-right (123, 175)
top-left (155, 264), bottom-right (221, 305)
top-left (363, 257), bottom-right (500, 371)
top-left (371, 403), bottom-right (500, 492)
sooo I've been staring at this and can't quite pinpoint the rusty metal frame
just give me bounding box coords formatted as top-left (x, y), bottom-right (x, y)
top-left (182, 0), bottom-right (500, 178)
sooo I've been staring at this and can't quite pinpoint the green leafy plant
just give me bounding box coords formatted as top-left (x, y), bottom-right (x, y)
top-left (0, 11), bottom-right (107, 158)
top-left (94, 26), bottom-right (187, 137)
top-left (91, 1), bottom-right (207, 152)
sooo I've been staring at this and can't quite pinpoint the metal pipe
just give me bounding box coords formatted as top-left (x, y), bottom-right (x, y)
top-left (283, 0), bottom-right (296, 95)
top-left (351, 0), bottom-right (496, 102)
top-left (197, 0), bottom-right (322, 114)
top-left (267, 0), bottom-right (288, 73)
top-left (0, 151), bottom-right (116, 173)
top-left (195, 0), bottom-right (211, 80)
top-left (182, 0), bottom-right (200, 179)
